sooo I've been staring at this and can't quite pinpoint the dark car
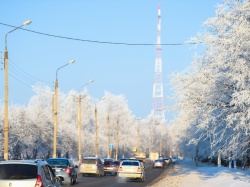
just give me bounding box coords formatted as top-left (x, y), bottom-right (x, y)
top-left (47, 158), bottom-right (78, 185)
top-left (103, 161), bottom-right (119, 176)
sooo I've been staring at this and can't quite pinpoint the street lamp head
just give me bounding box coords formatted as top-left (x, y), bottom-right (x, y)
top-left (89, 79), bottom-right (94, 83)
top-left (23, 20), bottom-right (32, 26)
top-left (68, 60), bottom-right (75, 64)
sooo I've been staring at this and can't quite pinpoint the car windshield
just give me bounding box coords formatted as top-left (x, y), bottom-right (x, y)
top-left (104, 161), bottom-right (113, 165)
top-left (121, 161), bottom-right (139, 166)
top-left (0, 164), bottom-right (37, 179)
top-left (47, 159), bottom-right (68, 166)
top-left (155, 160), bottom-right (163, 162)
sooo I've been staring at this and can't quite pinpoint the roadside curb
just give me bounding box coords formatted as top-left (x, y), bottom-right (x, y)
top-left (147, 164), bottom-right (175, 186)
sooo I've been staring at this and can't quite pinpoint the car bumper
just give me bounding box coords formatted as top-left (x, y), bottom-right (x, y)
top-left (118, 172), bottom-right (143, 179)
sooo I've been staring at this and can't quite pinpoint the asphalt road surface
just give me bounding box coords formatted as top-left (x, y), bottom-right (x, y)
top-left (63, 163), bottom-right (173, 187)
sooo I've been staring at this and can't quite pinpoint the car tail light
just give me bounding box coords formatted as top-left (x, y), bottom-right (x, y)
top-left (95, 160), bottom-right (98, 166)
top-left (118, 167), bottom-right (122, 171)
top-left (35, 175), bottom-right (44, 187)
top-left (66, 166), bottom-right (71, 174)
top-left (137, 167), bottom-right (141, 172)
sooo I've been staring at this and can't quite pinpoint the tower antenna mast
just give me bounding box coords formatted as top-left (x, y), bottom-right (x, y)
top-left (151, 4), bottom-right (165, 120)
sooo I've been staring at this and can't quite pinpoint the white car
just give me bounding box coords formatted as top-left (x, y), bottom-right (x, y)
top-left (117, 160), bottom-right (145, 182)
top-left (0, 159), bottom-right (61, 187)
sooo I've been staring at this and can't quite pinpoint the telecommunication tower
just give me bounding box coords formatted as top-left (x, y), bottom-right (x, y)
top-left (151, 4), bottom-right (165, 120)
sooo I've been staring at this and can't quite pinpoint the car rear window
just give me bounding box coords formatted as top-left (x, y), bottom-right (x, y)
top-left (121, 161), bottom-right (139, 166)
top-left (0, 164), bottom-right (37, 179)
top-left (47, 159), bottom-right (69, 166)
top-left (82, 159), bottom-right (96, 164)
top-left (104, 161), bottom-right (113, 165)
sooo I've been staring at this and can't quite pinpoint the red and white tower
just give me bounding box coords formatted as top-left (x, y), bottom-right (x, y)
top-left (151, 4), bottom-right (165, 120)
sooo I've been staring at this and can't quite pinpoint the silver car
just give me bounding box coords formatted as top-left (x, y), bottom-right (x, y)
top-left (0, 159), bottom-right (61, 187)
top-left (117, 160), bottom-right (145, 182)
top-left (79, 157), bottom-right (104, 177)
top-left (47, 158), bottom-right (78, 185)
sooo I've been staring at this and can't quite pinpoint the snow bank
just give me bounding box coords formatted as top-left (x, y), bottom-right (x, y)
top-left (151, 159), bottom-right (250, 187)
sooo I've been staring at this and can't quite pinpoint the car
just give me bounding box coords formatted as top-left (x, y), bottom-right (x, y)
top-left (171, 157), bottom-right (178, 163)
top-left (0, 159), bottom-right (61, 187)
top-left (117, 160), bottom-right (145, 182)
top-left (103, 160), bottom-right (119, 176)
top-left (153, 159), bottom-right (165, 168)
top-left (47, 158), bottom-right (77, 185)
top-left (79, 157), bottom-right (104, 177)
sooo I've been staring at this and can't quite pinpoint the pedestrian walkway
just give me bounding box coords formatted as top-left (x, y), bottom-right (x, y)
top-left (150, 159), bottom-right (250, 187)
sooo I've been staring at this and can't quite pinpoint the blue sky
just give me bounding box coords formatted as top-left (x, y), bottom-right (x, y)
top-left (0, 0), bottom-right (222, 120)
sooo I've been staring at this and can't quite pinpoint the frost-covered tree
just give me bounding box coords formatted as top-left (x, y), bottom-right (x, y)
top-left (171, 0), bottom-right (250, 161)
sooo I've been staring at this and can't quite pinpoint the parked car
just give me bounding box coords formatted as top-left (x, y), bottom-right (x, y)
top-left (117, 160), bottom-right (145, 182)
top-left (79, 157), bottom-right (104, 177)
top-left (47, 158), bottom-right (77, 185)
top-left (0, 159), bottom-right (61, 187)
top-left (103, 160), bottom-right (119, 176)
top-left (153, 159), bottom-right (165, 168)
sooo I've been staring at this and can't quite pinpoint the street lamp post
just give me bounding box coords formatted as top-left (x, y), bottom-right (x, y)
top-left (53, 60), bottom-right (75, 158)
top-left (3, 20), bottom-right (32, 160)
top-left (78, 80), bottom-right (94, 161)
top-left (94, 105), bottom-right (98, 158)
top-left (107, 115), bottom-right (110, 158)
top-left (115, 118), bottom-right (119, 160)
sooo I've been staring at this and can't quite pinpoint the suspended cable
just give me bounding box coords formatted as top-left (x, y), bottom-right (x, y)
top-left (0, 22), bottom-right (199, 46)
top-left (9, 59), bottom-right (51, 84)
top-left (9, 72), bottom-right (33, 88)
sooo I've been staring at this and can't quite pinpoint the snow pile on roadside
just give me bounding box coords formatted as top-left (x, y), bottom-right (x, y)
top-left (151, 159), bottom-right (250, 187)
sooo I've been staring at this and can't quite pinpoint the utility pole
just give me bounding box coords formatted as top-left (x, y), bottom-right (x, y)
top-left (3, 20), bottom-right (32, 160)
top-left (136, 119), bottom-right (140, 152)
top-left (95, 106), bottom-right (99, 158)
top-left (78, 96), bottom-right (82, 161)
top-left (53, 80), bottom-right (58, 158)
top-left (159, 133), bottom-right (162, 156)
top-left (107, 115), bottom-right (111, 158)
top-left (115, 119), bottom-right (119, 160)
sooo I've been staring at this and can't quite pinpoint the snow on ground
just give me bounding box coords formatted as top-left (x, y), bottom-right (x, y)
top-left (151, 159), bottom-right (250, 187)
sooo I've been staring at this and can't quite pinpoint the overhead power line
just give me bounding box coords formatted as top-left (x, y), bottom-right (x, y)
top-left (0, 22), bottom-right (199, 46)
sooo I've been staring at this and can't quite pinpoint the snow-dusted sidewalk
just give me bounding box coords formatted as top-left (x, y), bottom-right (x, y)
top-left (150, 159), bottom-right (250, 187)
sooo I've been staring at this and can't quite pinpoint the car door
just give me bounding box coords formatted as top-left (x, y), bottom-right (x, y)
top-left (43, 165), bottom-right (61, 187)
